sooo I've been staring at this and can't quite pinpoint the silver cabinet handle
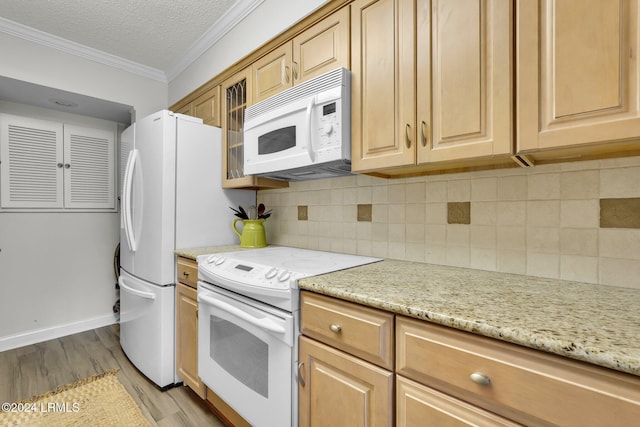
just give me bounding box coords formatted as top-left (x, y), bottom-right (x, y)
top-left (297, 361), bottom-right (305, 387)
top-left (405, 123), bottom-right (412, 148)
top-left (284, 65), bottom-right (290, 83)
top-left (330, 323), bottom-right (342, 333)
top-left (470, 372), bottom-right (491, 386)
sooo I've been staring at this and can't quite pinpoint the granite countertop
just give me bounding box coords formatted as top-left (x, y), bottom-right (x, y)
top-left (299, 259), bottom-right (640, 377)
top-left (177, 245), bottom-right (640, 377)
top-left (175, 245), bottom-right (243, 260)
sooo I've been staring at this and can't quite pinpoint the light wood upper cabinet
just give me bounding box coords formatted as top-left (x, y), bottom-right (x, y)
top-left (253, 6), bottom-right (350, 104)
top-left (293, 6), bottom-right (350, 84)
top-left (351, 0), bottom-right (416, 171)
top-left (192, 85), bottom-right (221, 127)
top-left (253, 44), bottom-right (293, 103)
top-left (419, 0), bottom-right (512, 164)
top-left (174, 103), bottom-right (193, 116)
top-left (352, 0), bottom-right (513, 174)
top-left (172, 85), bottom-right (220, 128)
top-left (221, 68), bottom-right (287, 189)
top-left (517, 0), bottom-right (640, 158)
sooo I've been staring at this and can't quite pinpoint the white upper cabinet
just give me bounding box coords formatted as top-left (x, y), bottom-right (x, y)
top-left (1, 114), bottom-right (116, 210)
top-left (63, 124), bottom-right (116, 209)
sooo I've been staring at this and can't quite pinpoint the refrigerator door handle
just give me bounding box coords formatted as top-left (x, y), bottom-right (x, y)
top-left (122, 149), bottom-right (139, 252)
top-left (119, 276), bottom-right (156, 300)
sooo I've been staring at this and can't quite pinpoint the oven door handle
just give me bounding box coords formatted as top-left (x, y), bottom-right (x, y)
top-left (198, 294), bottom-right (286, 334)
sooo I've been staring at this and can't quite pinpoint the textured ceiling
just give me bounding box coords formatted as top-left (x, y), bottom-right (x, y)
top-left (0, 0), bottom-right (238, 71)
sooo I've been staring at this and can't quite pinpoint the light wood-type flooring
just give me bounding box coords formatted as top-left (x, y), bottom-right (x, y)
top-left (0, 324), bottom-right (226, 426)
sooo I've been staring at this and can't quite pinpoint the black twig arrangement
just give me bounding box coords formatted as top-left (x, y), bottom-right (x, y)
top-left (229, 203), bottom-right (272, 220)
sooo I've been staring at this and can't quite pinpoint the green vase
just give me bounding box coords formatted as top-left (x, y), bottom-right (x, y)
top-left (232, 219), bottom-right (267, 248)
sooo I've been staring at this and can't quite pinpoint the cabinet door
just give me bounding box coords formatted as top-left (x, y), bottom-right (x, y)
top-left (253, 43), bottom-right (293, 103)
top-left (351, 0), bottom-right (416, 172)
top-left (517, 0), bottom-right (640, 153)
top-left (221, 68), bottom-right (288, 189)
top-left (63, 124), bottom-right (116, 209)
top-left (192, 85), bottom-right (221, 127)
top-left (293, 6), bottom-right (351, 84)
top-left (176, 282), bottom-right (206, 398)
top-left (222, 68), bottom-right (253, 188)
top-left (418, 0), bottom-right (512, 164)
top-left (298, 336), bottom-right (393, 427)
top-left (174, 103), bottom-right (194, 116)
top-left (0, 114), bottom-right (63, 208)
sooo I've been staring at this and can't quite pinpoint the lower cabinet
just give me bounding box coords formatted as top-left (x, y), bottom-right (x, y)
top-left (300, 291), bottom-right (640, 427)
top-left (299, 337), bottom-right (393, 427)
top-left (175, 282), bottom-right (205, 398)
top-left (396, 316), bottom-right (640, 427)
top-left (299, 291), bottom-right (394, 427)
top-left (175, 257), bottom-right (206, 399)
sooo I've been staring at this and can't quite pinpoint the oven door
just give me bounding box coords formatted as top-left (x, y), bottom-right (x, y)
top-left (197, 283), bottom-right (294, 427)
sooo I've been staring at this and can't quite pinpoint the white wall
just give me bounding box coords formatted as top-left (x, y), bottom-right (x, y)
top-left (169, 0), bottom-right (329, 105)
top-left (0, 102), bottom-right (121, 349)
top-left (0, 0), bottom-right (328, 349)
top-left (0, 32), bottom-right (167, 119)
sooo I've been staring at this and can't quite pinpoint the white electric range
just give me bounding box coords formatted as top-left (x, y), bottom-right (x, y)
top-left (196, 246), bottom-right (380, 427)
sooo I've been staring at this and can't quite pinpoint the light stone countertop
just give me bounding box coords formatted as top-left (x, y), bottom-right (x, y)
top-left (176, 246), bottom-right (640, 377)
top-left (298, 259), bottom-right (640, 377)
top-left (175, 245), bottom-right (244, 260)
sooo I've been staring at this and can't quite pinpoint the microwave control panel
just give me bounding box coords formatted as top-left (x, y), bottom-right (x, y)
top-left (315, 101), bottom-right (344, 160)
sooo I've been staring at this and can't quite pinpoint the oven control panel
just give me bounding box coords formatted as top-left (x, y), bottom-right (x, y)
top-left (201, 255), bottom-right (300, 289)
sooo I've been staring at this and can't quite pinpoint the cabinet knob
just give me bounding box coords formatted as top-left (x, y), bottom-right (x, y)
top-left (470, 372), bottom-right (491, 386)
top-left (329, 323), bottom-right (342, 333)
top-left (57, 163), bottom-right (64, 168)
top-left (183, 271), bottom-right (189, 276)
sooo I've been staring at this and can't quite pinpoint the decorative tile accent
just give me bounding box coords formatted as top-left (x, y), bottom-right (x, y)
top-left (357, 204), bottom-right (372, 222)
top-left (298, 205), bottom-right (308, 221)
top-left (600, 198), bottom-right (640, 228)
top-left (447, 202), bottom-right (471, 224)
top-left (258, 155), bottom-right (640, 288)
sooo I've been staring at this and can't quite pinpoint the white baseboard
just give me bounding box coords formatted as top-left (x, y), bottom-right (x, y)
top-left (0, 314), bottom-right (118, 352)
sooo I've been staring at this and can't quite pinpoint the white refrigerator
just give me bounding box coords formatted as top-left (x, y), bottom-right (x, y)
top-left (119, 110), bottom-right (255, 388)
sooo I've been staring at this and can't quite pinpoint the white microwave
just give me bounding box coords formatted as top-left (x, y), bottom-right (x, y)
top-left (244, 67), bottom-right (352, 181)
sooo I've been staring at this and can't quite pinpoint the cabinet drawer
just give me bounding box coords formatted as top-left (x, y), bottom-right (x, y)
top-left (396, 376), bottom-right (521, 427)
top-left (177, 257), bottom-right (197, 288)
top-left (300, 291), bottom-right (393, 369)
top-left (396, 316), bottom-right (640, 427)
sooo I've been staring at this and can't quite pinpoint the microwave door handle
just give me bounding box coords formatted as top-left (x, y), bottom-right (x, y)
top-left (305, 97), bottom-right (316, 162)
top-left (198, 293), bottom-right (286, 334)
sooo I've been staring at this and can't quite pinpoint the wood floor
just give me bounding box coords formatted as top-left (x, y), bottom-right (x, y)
top-left (0, 324), bottom-right (227, 427)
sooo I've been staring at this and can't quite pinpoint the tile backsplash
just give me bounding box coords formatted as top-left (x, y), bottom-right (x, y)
top-left (257, 156), bottom-right (640, 289)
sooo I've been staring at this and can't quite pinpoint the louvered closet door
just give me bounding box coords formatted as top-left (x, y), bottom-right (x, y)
top-left (0, 114), bottom-right (64, 208)
top-left (63, 125), bottom-right (115, 209)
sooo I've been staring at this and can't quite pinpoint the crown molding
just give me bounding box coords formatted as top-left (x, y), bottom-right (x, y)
top-left (0, 16), bottom-right (168, 82)
top-left (165, 0), bottom-right (265, 82)
top-left (0, 1), bottom-right (264, 85)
